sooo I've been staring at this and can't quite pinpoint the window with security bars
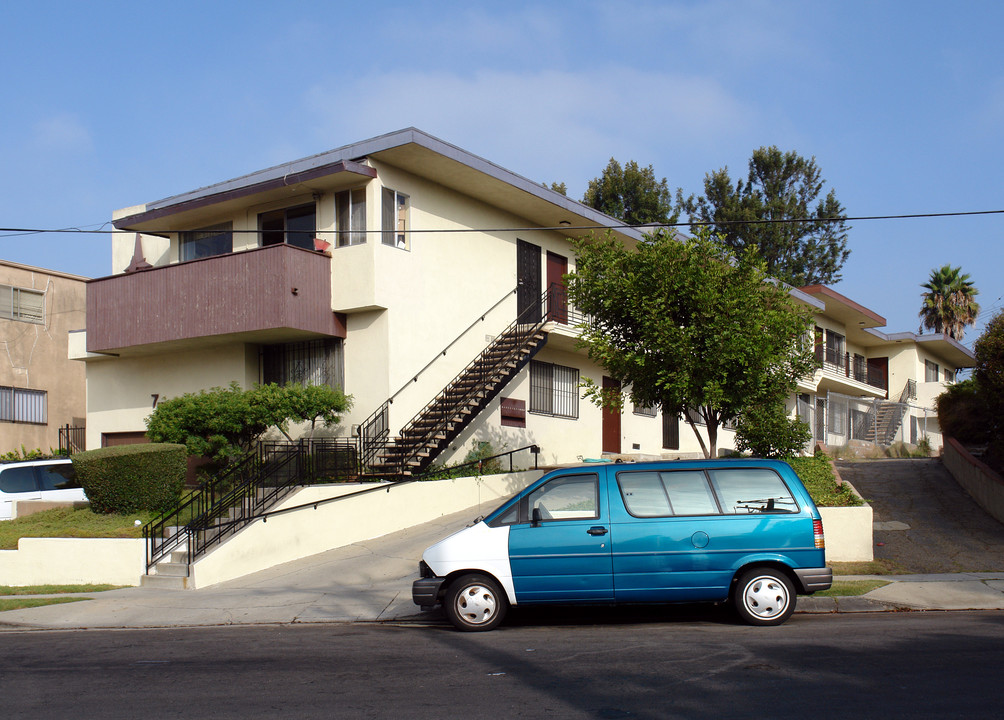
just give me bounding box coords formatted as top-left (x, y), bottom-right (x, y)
top-left (0, 385), bottom-right (47, 424)
top-left (0, 285), bottom-right (44, 324)
top-left (261, 339), bottom-right (344, 389)
top-left (529, 360), bottom-right (579, 419)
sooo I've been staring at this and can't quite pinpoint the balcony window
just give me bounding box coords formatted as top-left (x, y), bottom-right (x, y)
top-left (261, 339), bottom-right (344, 389)
top-left (0, 285), bottom-right (44, 324)
top-left (824, 329), bottom-right (845, 368)
top-left (382, 188), bottom-right (409, 248)
top-left (925, 359), bottom-right (939, 382)
top-left (944, 367), bottom-right (955, 383)
top-left (529, 360), bottom-right (578, 419)
top-left (180, 222), bottom-right (233, 261)
top-left (0, 385), bottom-right (46, 424)
top-left (335, 189), bottom-right (366, 246)
top-left (260, 203), bottom-right (316, 250)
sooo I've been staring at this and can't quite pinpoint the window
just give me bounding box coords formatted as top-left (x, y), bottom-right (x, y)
top-left (824, 329), bottom-right (845, 366)
top-left (633, 402), bottom-right (657, 417)
top-left (827, 400), bottom-right (845, 435)
top-left (0, 385), bottom-right (46, 424)
top-left (662, 409), bottom-right (680, 450)
top-left (529, 361), bottom-right (579, 419)
top-left (261, 339), bottom-right (344, 389)
top-left (944, 367), bottom-right (955, 383)
top-left (180, 222), bottom-right (233, 261)
top-left (925, 359), bottom-right (939, 382)
top-left (617, 470), bottom-right (719, 517)
top-left (0, 285), bottom-right (44, 324)
top-left (527, 474), bottom-right (598, 521)
top-left (382, 188), bottom-right (409, 248)
top-left (335, 189), bottom-right (367, 246)
top-left (259, 203), bottom-right (316, 250)
top-left (37, 463), bottom-right (80, 491)
top-left (0, 465), bottom-right (37, 493)
top-left (708, 468), bottom-right (797, 514)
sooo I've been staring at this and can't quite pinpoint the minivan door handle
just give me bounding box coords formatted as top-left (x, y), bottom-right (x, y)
top-left (587, 526), bottom-right (608, 536)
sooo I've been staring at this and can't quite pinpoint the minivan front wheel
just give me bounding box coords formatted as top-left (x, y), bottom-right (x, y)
top-left (444, 574), bottom-right (508, 632)
top-left (734, 568), bottom-right (795, 626)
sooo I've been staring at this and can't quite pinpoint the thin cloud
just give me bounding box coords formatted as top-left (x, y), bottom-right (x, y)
top-left (31, 114), bottom-right (94, 154)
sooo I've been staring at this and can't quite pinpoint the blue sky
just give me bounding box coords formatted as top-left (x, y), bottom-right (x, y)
top-left (2, 0), bottom-right (1001, 347)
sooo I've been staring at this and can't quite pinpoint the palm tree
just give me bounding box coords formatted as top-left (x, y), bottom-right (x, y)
top-left (919, 265), bottom-right (980, 340)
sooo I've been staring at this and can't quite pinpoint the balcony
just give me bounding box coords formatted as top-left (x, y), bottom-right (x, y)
top-left (813, 346), bottom-right (887, 396)
top-left (86, 244), bottom-right (345, 355)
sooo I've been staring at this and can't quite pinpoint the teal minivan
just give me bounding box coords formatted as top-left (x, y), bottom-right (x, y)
top-left (413, 459), bottom-right (832, 631)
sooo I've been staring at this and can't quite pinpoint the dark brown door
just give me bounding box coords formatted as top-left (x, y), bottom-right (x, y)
top-left (867, 357), bottom-right (889, 397)
top-left (517, 239), bottom-right (541, 323)
top-left (602, 376), bottom-right (621, 454)
top-left (546, 251), bottom-right (568, 323)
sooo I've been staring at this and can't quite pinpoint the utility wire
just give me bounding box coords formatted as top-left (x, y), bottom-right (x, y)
top-left (3, 208), bottom-right (1004, 238)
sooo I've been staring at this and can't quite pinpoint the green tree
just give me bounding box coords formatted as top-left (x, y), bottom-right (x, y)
top-left (974, 310), bottom-right (1004, 468)
top-left (583, 158), bottom-right (678, 226)
top-left (567, 228), bottom-right (818, 458)
top-left (546, 181), bottom-right (568, 196)
top-left (919, 264), bottom-right (981, 340)
top-left (677, 146), bottom-right (850, 286)
top-left (734, 403), bottom-right (813, 458)
top-left (145, 382), bottom-right (352, 464)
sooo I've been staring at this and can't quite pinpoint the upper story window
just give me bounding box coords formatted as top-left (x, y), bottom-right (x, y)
top-left (335, 189), bottom-right (367, 246)
top-left (925, 359), bottom-right (940, 382)
top-left (382, 188), bottom-right (409, 248)
top-left (944, 367), bottom-right (955, 383)
top-left (824, 329), bottom-right (845, 366)
top-left (260, 203), bottom-right (315, 250)
top-left (0, 285), bottom-right (44, 325)
top-left (0, 385), bottom-right (46, 424)
top-left (180, 222), bottom-right (233, 261)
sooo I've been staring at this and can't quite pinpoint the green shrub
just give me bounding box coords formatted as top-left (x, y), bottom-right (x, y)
top-left (0, 446), bottom-right (64, 462)
top-left (734, 404), bottom-right (812, 458)
top-left (72, 444), bottom-right (186, 514)
top-left (935, 378), bottom-right (989, 445)
top-left (787, 453), bottom-right (863, 507)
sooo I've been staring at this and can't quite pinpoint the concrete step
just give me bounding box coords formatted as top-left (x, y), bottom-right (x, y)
top-left (153, 561), bottom-right (191, 577)
top-left (140, 573), bottom-right (190, 589)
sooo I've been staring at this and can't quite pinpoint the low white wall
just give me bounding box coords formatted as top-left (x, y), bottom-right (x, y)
top-left (943, 438), bottom-right (1004, 525)
top-left (819, 505), bottom-right (874, 562)
top-left (190, 470), bottom-right (543, 588)
top-left (0, 538), bottom-right (146, 586)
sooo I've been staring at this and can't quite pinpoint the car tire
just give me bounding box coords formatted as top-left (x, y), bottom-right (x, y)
top-left (733, 568), bottom-right (796, 626)
top-left (444, 573), bottom-right (508, 632)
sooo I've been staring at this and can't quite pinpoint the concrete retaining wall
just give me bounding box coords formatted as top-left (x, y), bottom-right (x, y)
top-left (943, 437), bottom-right (1004, 525)
top-left (819, 505), bottom-right (874, 562)
top-left (0, 538), bottom-right (145, 586)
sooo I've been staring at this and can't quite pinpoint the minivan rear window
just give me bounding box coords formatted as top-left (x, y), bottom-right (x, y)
top-left (708, 468), bottom-right (798, 514)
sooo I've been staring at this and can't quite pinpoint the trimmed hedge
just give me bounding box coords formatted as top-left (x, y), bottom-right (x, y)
top-left (72, 443), bottom-right (186, 514)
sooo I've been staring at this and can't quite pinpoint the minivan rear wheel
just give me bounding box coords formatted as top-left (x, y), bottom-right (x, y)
top-left (444, 574), bottom-right (508, 632)
top-left (734, 568), bottom-right (795, 626)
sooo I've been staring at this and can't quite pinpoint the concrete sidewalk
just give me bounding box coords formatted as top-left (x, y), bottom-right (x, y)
top-left (3, 503), bottom-right (1004, 631)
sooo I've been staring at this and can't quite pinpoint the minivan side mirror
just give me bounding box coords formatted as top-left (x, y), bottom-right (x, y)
top-left (531, 507), bottom-right (542, 527)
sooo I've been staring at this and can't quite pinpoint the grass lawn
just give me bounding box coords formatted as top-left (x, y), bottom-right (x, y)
top-left (0, 506), bottom-right (157, 550)
top-left (0, 597), bottom-right (91, 612)
top-left (787, 454), bottom-right (864, 507)
top-left (813, 579), bottom-right (890, 597)
top-left (0, 584), bottom-right (124, 596)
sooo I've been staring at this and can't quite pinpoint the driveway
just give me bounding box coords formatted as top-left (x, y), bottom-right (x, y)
top-left (835, 458), bottom-right (1004, 573)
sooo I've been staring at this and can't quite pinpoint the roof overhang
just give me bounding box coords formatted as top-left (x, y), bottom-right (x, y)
top-left (112, 127), bottom-right (645, 245)
top-left (865, 328), bottom-right (976, 368)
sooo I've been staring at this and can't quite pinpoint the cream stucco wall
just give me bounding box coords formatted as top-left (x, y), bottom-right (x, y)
top-left (84, 344), bottom-right (259, 449)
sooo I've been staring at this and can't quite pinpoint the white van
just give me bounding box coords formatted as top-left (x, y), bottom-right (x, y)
top-left (0, 458), bottom-right (87, 520)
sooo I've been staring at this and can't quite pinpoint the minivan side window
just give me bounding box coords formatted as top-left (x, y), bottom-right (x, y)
top-left (37, 464), bottom-right (79, 491)
top-left (617, 471), bottom-right (720, 517)
top-left (708, 468), bottom-right (798, 514)
top-left (527, 473), bottom-right (599, 522)
top-left (0, 466), bottom-right (37, 493)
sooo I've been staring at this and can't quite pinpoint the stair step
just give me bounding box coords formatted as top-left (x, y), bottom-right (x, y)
top-left (153, 561), bottom-right (190, 577)
top-left (141, 574), bottom-right (190, 590)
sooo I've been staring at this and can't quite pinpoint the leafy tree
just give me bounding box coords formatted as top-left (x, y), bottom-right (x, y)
top-left (677, 146), bottom-right (850, 286)
top-left (935, 378), bottom-right (989, 445)
top-left (974, 310), bottom-right (1004, 468)
top-left (546, 181), bottom-right (567, 196)
top-left (145, 382), bottom-right (352, 464)
top-left (734, 403), bottom-right (813, 458)
top-left (919, 264), bottom-right (980, 340)
top-left (567, 228), bottom-right (818, 458)
top-left (583, 158), bottom-right (678, 226)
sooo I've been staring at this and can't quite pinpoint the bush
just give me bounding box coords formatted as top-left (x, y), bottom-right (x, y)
top-left (787, 453), bottom-right (863, 507)
top-left (935, 378), bottom-right (989, 445)
top-left (734, 404), bottom-right (812, 459)
top-left (72, 444), bottom-right (186, 514)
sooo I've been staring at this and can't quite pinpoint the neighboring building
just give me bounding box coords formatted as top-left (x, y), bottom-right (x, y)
top-left (1, 260), bottom-right (87, 452)
top-left (74, 129), bottom-right (972, 468)
top-left (792, 285), bottom-right (973, 452)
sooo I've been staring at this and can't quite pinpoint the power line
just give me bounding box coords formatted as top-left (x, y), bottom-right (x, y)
top-left (3, 208), bottom-right (1004, 238)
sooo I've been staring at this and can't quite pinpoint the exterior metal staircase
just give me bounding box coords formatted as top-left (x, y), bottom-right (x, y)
top-left (365, 319), bottom-right (548, 477)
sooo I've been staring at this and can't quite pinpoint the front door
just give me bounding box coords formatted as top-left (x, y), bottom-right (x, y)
top-left (508, 472), bottom-right (613, 602)
top-left (602, 376), bottom-right (621, 454)
top-left (546, 251), bottom-right (568, 323)
top-left (516, 239), bottom-right (541, 323)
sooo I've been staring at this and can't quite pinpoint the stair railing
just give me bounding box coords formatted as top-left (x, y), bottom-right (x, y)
top-left (387, 286), bottom-right (553, 474)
